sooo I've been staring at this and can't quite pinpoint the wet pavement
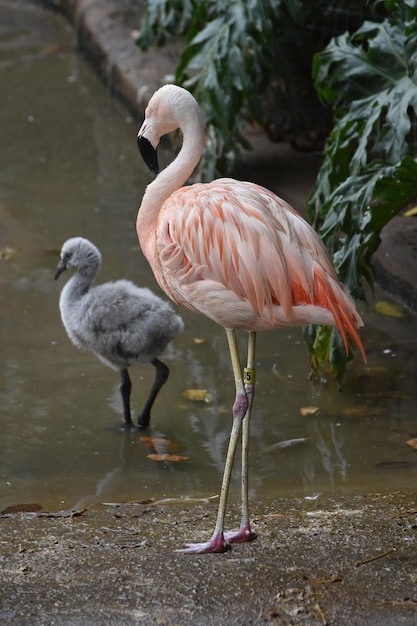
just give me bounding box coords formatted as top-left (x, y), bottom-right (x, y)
top-left (1, 493), bottom-right (417, 624)
top-left (1, 1), bottom-right (417, 624)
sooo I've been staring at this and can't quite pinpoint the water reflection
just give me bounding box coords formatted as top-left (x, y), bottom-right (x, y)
top-left (1, 1), bottom-right (417, 513)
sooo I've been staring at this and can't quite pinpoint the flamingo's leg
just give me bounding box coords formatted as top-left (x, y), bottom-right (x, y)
top-left (179, 329), bottom-right (248, 554)
top-left (225, 330), bottom-right (257, 543)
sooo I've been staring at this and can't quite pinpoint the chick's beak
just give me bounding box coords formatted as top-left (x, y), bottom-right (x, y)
top-left (54, 259), bottom-right (67, 280)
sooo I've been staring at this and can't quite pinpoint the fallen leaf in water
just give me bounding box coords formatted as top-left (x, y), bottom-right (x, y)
top-left (147, 453), bottom-right (189, 462)
top-left (406, 438), bottom-right (417, 450)
top-left (41, 43), bottom-right (62, 55)
top-left (139, 436), bottom-right (180, 454)
top-left (182, 388), bottom-right (213, 404)
top-left (101, 499), bottom-right (155, 507)
top-left (264, 438), bottom-right (309, 453)
top-left (375, 300), bottom-right (405, 318)
top-left (1, 503), bottom-right (41, 514)
top-left (341, 406), bottom-right (387, 418)
top-left (0, 247), bottom-right (16, 261)
top-left (193, 337), bottom-right (206, 345)
top-left (375, 460), bottom-right (417, 469)
top-left (300, 406), bottom-right (319, 416)
top-left (404, 206), bottom-right (417, 217)
top-left (153, 495), bottom-right (218, 505)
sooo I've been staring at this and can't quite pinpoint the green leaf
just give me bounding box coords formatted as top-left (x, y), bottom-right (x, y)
top-left (306, 7), bottom-right (417, 376)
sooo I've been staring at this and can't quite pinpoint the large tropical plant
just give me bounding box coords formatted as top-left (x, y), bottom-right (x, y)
top-left (305, 0), bottom-right (417, 377)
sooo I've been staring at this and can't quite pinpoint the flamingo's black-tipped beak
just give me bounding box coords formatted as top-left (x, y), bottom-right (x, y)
top-left (137, 135), bottom-right (159, 175)
top-left (54, 260), bottom-right (67, 280)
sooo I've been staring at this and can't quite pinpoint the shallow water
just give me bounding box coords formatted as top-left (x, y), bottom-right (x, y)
top-left (1, 1), bottom-right (417, 513)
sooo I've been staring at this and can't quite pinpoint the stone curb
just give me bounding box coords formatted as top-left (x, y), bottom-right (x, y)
top-left (374, 214), bottom-right (417, 313)
top-left (46, 0), bottom-right (176, 118)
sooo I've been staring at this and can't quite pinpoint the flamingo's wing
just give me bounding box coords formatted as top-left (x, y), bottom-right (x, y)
top-left (156, 180), bottom-right (364, 359)
top-left (157, 180), bottom-right (327, 318)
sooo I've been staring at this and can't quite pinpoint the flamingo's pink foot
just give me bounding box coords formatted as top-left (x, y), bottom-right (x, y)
top-left (177, 531), bottom-right (231, 554)
top-left (224, 524), bottom-right (257, 543)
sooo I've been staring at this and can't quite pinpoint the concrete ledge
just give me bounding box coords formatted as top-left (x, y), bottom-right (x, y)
top-left (373, 213), bottom-right (417, 313)
top-left (45, 0), bottom-right (177, 117)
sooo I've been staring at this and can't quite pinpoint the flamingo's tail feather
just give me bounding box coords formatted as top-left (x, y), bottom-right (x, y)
top-left (313, 266), bottom-right (366, 363)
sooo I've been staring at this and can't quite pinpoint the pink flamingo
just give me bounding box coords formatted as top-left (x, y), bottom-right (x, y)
top-left (136, 84), bottom-right (366, 554)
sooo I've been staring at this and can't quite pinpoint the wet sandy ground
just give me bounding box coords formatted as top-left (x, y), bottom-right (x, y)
top-left (1, 492), bottom-right (417, 624)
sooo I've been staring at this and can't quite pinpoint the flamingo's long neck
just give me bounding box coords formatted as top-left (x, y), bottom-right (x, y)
top-left (137, 116), bottom-right (205, 263)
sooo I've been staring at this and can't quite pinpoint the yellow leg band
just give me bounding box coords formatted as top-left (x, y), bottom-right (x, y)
top-left (243, 367), bottom-right (256, 385)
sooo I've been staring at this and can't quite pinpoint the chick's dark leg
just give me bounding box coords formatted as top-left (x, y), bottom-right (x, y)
top-left (137, 358), bottom-right (169, 429)
top-left (119, 368), bottom-right (133, 426)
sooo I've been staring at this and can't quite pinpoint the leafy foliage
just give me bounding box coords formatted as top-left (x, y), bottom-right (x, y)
top-left (136, 0), bottom-right (195, 48)
top-left (305, 0), bottom-right (417, 376)
top-left (136, 0), bottom-right (325, 180)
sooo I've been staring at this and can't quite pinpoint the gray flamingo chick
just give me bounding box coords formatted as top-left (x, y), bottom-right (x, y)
top-left (54, 237), bottom-right (184, 429)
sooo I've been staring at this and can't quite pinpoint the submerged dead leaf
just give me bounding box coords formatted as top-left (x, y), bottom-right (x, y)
top-left (0, 247), bottom-right (16, 261)
top-left (41, 43), bottom-right (62, 55)
top-left (153, 495), bottom-right (218, 505)
top-left (1, 503), bottom-right (41, 514)
top-left (101, 499), bottom-right (154, 507)
top-left (406, 438), bottom-right (417, 450)
top-left (341, 406), bottom-right (387, 418)
top-left (375, 300), bottom-right (405, 318)
top-left (300, 406), bottom-right (319, 416)
top-left (182, 388), bottom-right (213, 404)
top-left (139, 436), bottom-right (180, 454)
top-left (376, 460), bottom-right (417, 469)
top-left (264, 438), bottom-right (309, 453)
top-left (147, 453), bottom-right (189, 462)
